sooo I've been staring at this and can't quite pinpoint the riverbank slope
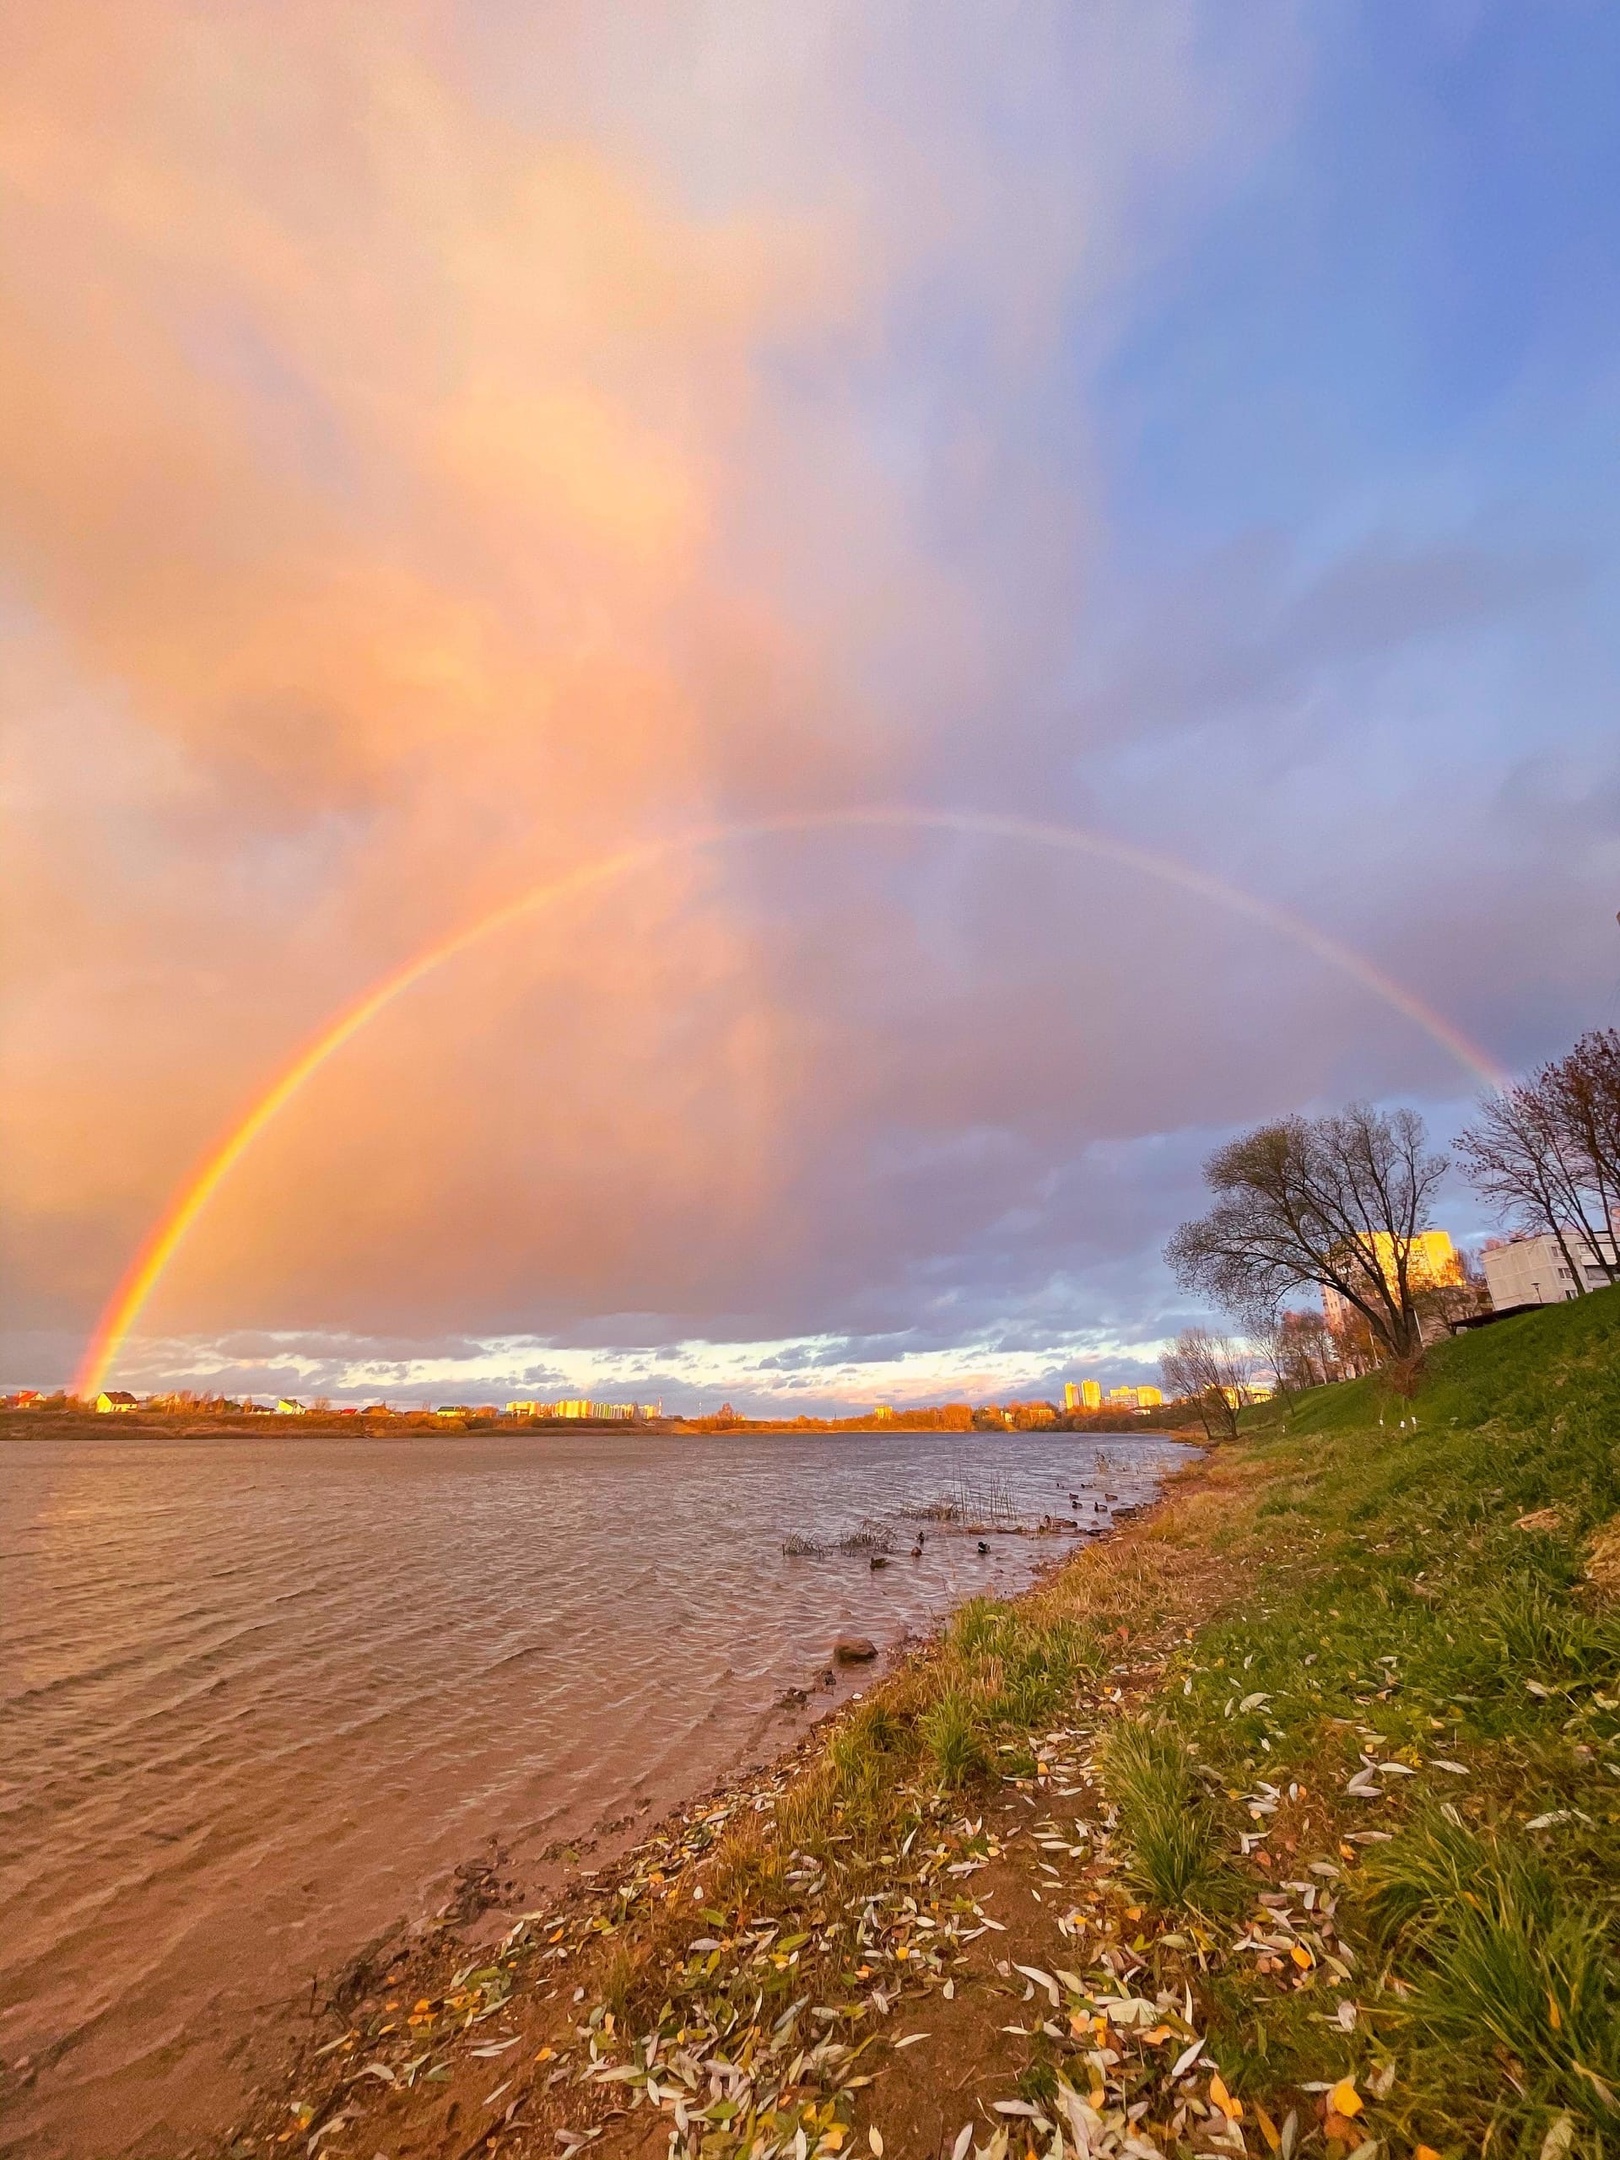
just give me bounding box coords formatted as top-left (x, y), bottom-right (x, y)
top-left (215, 1289), bottom-right (1620, 2160)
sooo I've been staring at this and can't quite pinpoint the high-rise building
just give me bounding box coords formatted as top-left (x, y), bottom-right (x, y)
top-left (1320, 1230), bottom-right (1462, 1331)
top-left (1064, 1380), bottom-right (1103, 1410)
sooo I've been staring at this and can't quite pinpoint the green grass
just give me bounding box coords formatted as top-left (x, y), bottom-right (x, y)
top-left (619, 1287), bottom-right (1620, 2153)
top-left (1155, 1288), bottom-right (1620, 2151)
top-left (1098, 1719), bottom-right (1233, 1913)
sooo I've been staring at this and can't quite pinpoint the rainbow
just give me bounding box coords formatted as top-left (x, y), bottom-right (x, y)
top-left (73, 807), bottom-right (1506, 1397)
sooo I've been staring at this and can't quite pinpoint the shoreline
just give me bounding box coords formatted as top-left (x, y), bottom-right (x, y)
top-left (162, 1293), bottom-right (1620, 2160)
top-left (185, 1454), bottom-right (1222, 2160)
top-left (2, 1428), bottom-right (1196, 2160)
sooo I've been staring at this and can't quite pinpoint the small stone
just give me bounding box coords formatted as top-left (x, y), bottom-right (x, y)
top-left (833, 1636), bottom-right (878, 1664)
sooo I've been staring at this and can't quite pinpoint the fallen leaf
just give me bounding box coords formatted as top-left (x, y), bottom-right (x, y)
top-left (1328, 2078), bottom-right (1363, 2118)
top-left (1170, 2037), bottom-right (1206, 2080)
top-left (1209, 2071), bottom-right (1242, 2122)
top-left (1540, 2117), bottom-right (1574, 2160)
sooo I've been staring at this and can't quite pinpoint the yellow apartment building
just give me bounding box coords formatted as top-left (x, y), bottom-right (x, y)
top-left (1321, 1230), bottom-right (1462, 1331)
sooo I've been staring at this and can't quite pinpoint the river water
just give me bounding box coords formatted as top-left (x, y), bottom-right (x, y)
top-left (0, 1423), bottom-right (1191, 2156)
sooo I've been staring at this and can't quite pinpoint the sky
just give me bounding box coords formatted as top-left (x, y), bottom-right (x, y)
top-left (3, 2), bottom-right (1618, 1413)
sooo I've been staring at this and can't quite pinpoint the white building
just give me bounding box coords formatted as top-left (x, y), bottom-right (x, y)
top-left (1482, 1231), bottom-right (1612, 1309)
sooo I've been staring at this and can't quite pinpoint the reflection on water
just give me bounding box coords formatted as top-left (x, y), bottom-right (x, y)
top-left (0, 1424), bottom-right (1190, 2155)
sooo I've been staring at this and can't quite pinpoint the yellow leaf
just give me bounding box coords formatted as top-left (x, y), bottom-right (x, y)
top-left (1209, 2073), bottom-right (1242, 2121)
top-left (1290, 1944), bottom-right (1314, 1969)
top-left (1140, 2025), bottom-right (1173, 2044)
top-left (1548, 1993), bottom-right (1563, 2030)
top-left (1414, 2148), bottom-right (1443, 2160)
top-left (1254, 2102), bottom-right (1280, 2153)
top-left (1328, 2078), bottom-right (1363, 2118)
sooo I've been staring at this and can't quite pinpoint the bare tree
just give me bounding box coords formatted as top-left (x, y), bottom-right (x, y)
top-left (1456, 1031), bottom-right (1620, 1287)
top-left (1160, 1327), bottom-right (1257, 1442)
top-left (1552, 1030), bottom-right (1620, 1278)
top-left (1165, 1104), bottom-right (1447, 1362)
top-left (1273, 1307), bottom-right (1341, 1393)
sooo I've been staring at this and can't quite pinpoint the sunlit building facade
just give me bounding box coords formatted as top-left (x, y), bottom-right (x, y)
top-left (1320, 1230), bottom-right (1463, 1332)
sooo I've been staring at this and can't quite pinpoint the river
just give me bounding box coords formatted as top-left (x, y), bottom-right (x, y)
top-left (0, 1422), bottom-right (1192, 2155)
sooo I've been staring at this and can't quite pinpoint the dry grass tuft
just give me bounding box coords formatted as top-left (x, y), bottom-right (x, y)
top-left (1584, 1512), bottom-right (1620, 1602)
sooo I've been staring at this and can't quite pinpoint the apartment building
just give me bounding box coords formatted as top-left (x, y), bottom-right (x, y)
top-left (1482, 1231), bottom-right (1613, 1309)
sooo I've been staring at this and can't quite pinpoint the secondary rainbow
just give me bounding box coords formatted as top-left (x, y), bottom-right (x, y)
top-left (73, 807), bottom-right (1507, 1397)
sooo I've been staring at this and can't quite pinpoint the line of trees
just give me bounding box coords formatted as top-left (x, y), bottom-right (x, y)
top-left (1157, 1026), bottom-right (1620, 1423)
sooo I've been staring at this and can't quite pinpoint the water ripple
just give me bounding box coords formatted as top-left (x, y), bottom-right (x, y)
top-left (0, 1423), bottom-right (1189, 2155)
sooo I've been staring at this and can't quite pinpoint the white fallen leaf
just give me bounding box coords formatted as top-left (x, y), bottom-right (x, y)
top-left (1429, 1760), bottom-right (1469, 1774)
top-left (1170, 2036), bottom-right (1205, 2080)
top-left (951, 2125), bottom-right (974, 2160)
top-left (893, 2032), bottom-right (930, 2049)
top-left (1541, 2114), bottom-right (1574, 2160)
top-left (1013, 1964), bottom-right (1060, 2005)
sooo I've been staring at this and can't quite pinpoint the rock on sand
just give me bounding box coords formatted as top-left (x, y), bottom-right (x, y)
top-left (832, 1635), bottom-right (878, 1664)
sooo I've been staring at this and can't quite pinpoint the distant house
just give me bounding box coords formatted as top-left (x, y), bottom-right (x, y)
top-left (435, 1404), bottom-right (475, 1418)
top-left (274, 1398), bottom-right (306, 1416)
top-left (95, 1390), bottom-right (139, 1413)
top-left (8, 1389), bottom-right (40, 1409)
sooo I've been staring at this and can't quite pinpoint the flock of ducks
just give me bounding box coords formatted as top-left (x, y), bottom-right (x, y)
top-left (868, 1491), bottom-right (1118, 1568)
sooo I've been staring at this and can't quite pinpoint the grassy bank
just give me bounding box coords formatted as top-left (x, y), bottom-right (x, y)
top-left (245, 1292), bottom-right (1620, 2160)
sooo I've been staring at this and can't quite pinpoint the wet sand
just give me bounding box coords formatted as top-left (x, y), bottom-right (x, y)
top-left (0, 1423), bottom-right (1190, 2157)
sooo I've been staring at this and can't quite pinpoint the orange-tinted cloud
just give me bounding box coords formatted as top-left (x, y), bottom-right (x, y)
top-left (15, 2), bottom-right (1552, 1405)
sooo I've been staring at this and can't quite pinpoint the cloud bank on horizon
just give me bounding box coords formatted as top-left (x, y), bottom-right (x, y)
top-left (3, 4), bottom-right (1618, 1411)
